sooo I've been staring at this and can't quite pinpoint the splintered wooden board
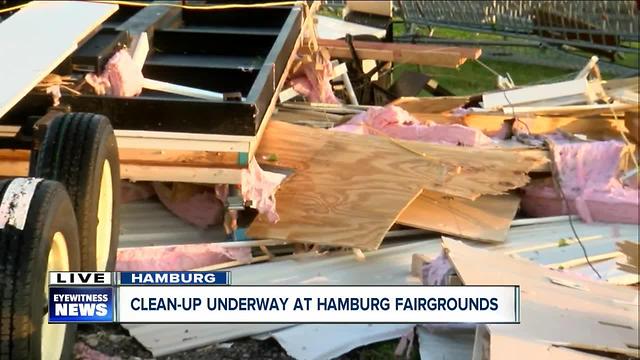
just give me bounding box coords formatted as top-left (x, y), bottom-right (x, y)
top-left (397, 192), bottom-right (520, 243)
top-left (248, 121), bottom-right (546, 250)
top-left (315, 39), bottom-right (481, 68)
top-left (617, 240), bottom-right (639, 267)
top-left (617, 240), bottom-right (639, 273)
top-left (391, 96), bottom-right (471, 114)
top-left (0, 1), bottom-right (118, 119)
top-left (443, 238), bottom-right (640, 359)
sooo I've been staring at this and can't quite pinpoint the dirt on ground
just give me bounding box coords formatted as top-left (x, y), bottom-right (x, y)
top-left (76, 324), bottom-right (409, 360)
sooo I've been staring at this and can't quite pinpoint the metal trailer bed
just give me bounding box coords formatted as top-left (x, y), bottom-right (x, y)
top-left (0, 2), bottom-right (303, 184)
top-left (0, 2), bottom-right (303, 358)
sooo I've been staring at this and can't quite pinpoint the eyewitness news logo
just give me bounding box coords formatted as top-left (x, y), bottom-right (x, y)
top-left (48, 271), bottom-right (230, 323)
top-left (49, 287), bottom-right (114, 323)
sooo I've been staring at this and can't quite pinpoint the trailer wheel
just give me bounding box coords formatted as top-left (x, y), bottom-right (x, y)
top-left (31, 112), bottom-right (120, 272)
top-left (0, 178), bottom-right (80, 360)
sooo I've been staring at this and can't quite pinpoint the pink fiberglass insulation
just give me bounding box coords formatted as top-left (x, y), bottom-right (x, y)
top-left (421, 252), bottom-right (455, 286)
top-left (120, 181), bottom-right (155, 204)
top-left (46, 84), bottom-right (62, 106)
top-left (115, 244), bottom-right (251, 271)
top-left (241, 160), bottom-right (287, 223)
top-left (332, 105), bottom-right (493, 146)
top-left (85, 49), bottom-right (144, 97)
top-left (152, 182), bottom-right (224, 229)
top-left (74, 342), bottom-right (122, 360)
top-left (289, 57), bottom-right (340, 104)
top-left (522, 140), bottom-right (638, 224)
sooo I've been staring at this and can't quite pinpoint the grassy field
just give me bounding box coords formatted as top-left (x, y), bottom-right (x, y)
top-left (392, 24), bottom-right (608, 96)
top-left (317, 9), bottom-right (637, 96)
top-left (393, 61), bottom-right (572, 96)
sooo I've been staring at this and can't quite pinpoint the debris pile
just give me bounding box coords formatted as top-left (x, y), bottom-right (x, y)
top-left (116, 20), bottom-right (638, 358)
top-left (2, 1), bottom-right (637, 359)
top-left (36, 1), bottom-right (634, 359)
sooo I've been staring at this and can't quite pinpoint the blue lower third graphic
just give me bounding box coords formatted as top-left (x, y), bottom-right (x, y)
top-left (49, 287), bottom-right (114, 323)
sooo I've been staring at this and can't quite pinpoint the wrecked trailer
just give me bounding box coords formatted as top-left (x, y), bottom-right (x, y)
top-left (0, 1), bottom-right (302, 359)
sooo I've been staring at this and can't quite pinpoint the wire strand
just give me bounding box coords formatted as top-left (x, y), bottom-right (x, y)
top-left (547, 140), bottom-right (602, 279)
top-left (92, 0), bottom-right (301, 10)
top-left (0, 3), bottom-right (27, 14)
top-left (498, 87), bottom-right (602, 279)
top-left (0, 1), bottom-right (302, 15)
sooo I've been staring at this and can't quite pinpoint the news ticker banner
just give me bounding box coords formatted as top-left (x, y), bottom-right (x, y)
top-left (49, 272), bottom-right (520, 324)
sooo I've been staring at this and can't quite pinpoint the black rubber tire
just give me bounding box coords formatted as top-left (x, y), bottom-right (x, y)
top-left (31, 112), bottom-right (120, 272)
top-left (0, 179), bottom-right (81, 360)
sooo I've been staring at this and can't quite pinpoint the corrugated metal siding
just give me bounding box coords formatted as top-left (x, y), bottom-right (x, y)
top-left (119, 200), bottom-right (228, 248)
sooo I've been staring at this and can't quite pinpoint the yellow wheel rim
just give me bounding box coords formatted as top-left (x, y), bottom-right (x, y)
top-left (43, 231), bottom-right (69, 360)
top-left (96, 160), bottom-right (113, 271)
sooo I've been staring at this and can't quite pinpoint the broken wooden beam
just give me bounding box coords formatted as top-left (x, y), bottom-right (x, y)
top-left (616, 240), bottom-right (639, 275)
top-left (314, 38), bottom-right (482, 68)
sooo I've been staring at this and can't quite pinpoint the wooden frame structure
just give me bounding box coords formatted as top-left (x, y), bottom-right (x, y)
top-left (1, 2), bottom-right (307, 184)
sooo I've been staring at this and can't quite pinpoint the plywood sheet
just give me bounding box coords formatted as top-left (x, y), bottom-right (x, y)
top-left (248, 122), bottom-right (546, 250)
top-left (443, 238), bottom-right (639, 358)
top-left (346, 0), bottom-right (392, 17)
top-left (0, 1), bottom-right (118, 118)
top-left (398, 192), bottom-right (520, 243)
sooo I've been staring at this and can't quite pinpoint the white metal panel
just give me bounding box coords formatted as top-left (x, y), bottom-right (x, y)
top-left (418, 326), bottom-right (475, 360)
top-left (272, 324), bottom-right (413, 360)
top-left (0, 1), bottom-right (118, 118)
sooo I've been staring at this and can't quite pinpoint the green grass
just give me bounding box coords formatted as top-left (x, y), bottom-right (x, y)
top-left (394, 60), bottom-right (572, 96)
top-left (392, 23), bottom-right (594, 95)
top-left (392, 24), bottom-right (640, 95)
top-left (319, 9), bottom-right (638, 96)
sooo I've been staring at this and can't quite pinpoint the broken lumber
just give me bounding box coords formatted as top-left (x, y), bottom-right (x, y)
top-left (503, 102), bottom-right (633, 115)
top-left (315, 39), bottom-right (481, 68)
top-left (626, 110), bottom-right (639, 143)
top-left (442, 238), bottom-right (640, 359)
top-left (247, 121), bottom-right (546, 250)
top-left (391, 96), bottom-right (471, 113)
top-left (404, 110), bottom-right (626, 145)
top-left (0, 148), bottom-right (244, 170)
top-left (481, 78), bottom-right (606, 110)
top-left (616, 240), bottom-right (639, 274)
top-left (398, 192), bottom-right (520, 243)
